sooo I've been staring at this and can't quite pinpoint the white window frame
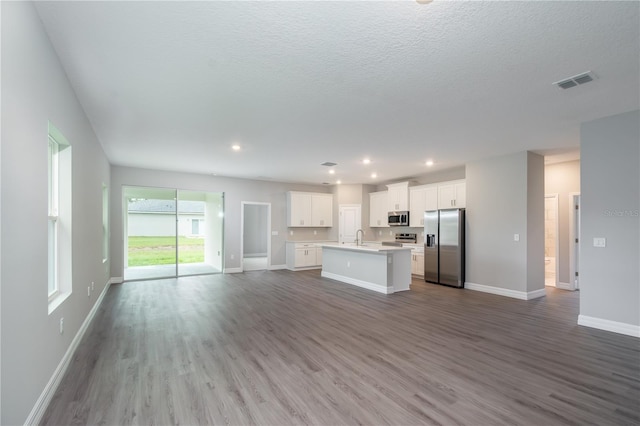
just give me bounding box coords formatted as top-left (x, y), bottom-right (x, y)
top-left (48, 136), bottom-right (60, 301)
top-left (102, 184), bottom-right (109, 263)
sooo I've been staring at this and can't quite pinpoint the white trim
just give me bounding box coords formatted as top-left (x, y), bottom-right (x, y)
top-left (269, 264), bottom-right (287, 271)
top-left (286, 265), bottom-right (322, 272)
top-left (465, 282), bottom-right (546, 300)
top-left (321, 271), bottom-right (393, 294)
top-left (578, 315), bottom-right (640, 338)
top-left (26, 279), bottom-right (112, 425)
top-left (110, 276), bottom-right (123, 284)
top-left (224, 267), bottom-right (243, 274)
top-left (556, 282), bottom-right (573, 291)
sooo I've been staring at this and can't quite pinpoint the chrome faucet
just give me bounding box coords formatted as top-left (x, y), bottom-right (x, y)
top-left (355, 229), bottom-right (364, 246)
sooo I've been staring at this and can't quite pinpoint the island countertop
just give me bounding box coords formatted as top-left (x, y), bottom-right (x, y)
top-left (318, 243), bottom-right (412, 253)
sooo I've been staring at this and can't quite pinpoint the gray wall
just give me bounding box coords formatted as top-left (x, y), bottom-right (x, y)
top-left (544, 160), bottom-right (581, 284)
top-left (110, 166), bottom-right (333, 275)
top-left (580, 110), bottom-right (639, 327)
top-left (466, 151), bottom-right (544, 294)
top-left (1, 2), bottom-right (111, 424)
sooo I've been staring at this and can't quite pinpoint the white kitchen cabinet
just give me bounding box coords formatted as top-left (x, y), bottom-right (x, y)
top-left (437, 180), bottom-right (466, 209)
top-left (387, 182), bottom-right (410, 211)
top-left (369, 191), bottom-right (389, 227)
top-left (411, 251), bottom-right (424, 276)
top-left (286, 192), bottom-right (333, 227)
top-left (286, 242), bottom-right (322, 270)
top-left (409, 184), bottom-right (438, 227)
top-left (311, 194), bottom-right (333, 227)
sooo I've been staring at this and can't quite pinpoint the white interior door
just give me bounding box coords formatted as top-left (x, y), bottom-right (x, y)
top-left (339, 204), bottom-right (361, 244)
top-left (570, 194), bottom-right (581, 290)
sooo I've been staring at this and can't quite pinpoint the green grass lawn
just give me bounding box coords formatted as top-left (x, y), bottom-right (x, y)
top-left (128, 236), bottom-right (204, 266)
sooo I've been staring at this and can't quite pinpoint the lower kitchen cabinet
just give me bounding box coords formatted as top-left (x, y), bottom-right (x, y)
top-left (286, 242), bottom-right (323, 270)
top-left (411, 251), bottom-right (424, 276)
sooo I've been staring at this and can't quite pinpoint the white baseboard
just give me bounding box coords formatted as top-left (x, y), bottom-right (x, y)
top-left (110, 276), bottom-right (123, 284)
top-left (224, 267), bottom-right (243, 274)
top-left (269, 264), bottom-right (287, 271)
top-left (25, 279), bottom-right (112, 425)
top-left (578, 315), bottom-right (640, 338)
top-left (556, 282), bottom-right (573, 290)
top-left (465, 282), bottom-right (546, 300)
top-left (321, 271), bottom-right (392, 294)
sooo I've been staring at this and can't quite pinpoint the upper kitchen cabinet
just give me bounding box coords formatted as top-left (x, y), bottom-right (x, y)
top-left (387, 182), bottom-right (410, 211)
top-left (286, 191), bottom-right (333, 227)
top-left (369, 191), bottom-right (389, 227)
top-left (409, 184), bottom-right (438, 227)
top-left (311, 193), bottom-right (333, 226)
top-left (437, 180), bottom-right (466, 209)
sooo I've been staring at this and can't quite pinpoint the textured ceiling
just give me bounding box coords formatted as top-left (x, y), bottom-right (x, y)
top-left (34, 1), bottom-right (639, 185)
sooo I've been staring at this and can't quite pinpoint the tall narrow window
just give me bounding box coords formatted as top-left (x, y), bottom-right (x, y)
top-left (48, 136), bottom-right (59, 298)
top-left (102, 184), bottom-right (109, 263)
top-left (48, 122), bottom-right (72, 313)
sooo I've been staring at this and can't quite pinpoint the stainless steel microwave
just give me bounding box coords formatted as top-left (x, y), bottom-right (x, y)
top-left (388, 211), bottom-right (409, 226)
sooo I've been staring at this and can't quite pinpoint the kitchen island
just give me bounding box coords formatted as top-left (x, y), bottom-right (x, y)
top-left (320, 244), bottom-right (412, 294)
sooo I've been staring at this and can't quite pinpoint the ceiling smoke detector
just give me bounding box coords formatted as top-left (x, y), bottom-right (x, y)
top-left (553, 71), bottom-right (596, 90)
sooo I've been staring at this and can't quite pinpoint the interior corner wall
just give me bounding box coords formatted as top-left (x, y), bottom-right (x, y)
top-left (110, 166), bottom-right (333, 275)
top-left (579, 110), bottom-right (640, 332)
top-left (1, 2), bottom-right (111, 424)
top-left (544, 160), bottom-right (581, 284)
top-left (466, 151), bottom-right (539, 294)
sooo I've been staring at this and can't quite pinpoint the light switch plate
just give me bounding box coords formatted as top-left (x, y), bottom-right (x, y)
top-left (593, 237), bottom-right (606, 248)
top-left (514, 234), bottom-right (520, 242)
top-left (271, 231), bottom-right (278, 236)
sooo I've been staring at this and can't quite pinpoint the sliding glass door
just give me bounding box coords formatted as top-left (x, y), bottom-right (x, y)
top-left (124, 186), bottom-right (177, 281)
top-left (123, 186), bottom-right (224, 281)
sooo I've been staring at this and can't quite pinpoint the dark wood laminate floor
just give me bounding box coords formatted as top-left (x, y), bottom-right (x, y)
top-left (42, 271), bottom-right (640, 426)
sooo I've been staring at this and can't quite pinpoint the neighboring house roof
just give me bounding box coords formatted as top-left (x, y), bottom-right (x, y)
top-left (128, 199), bottom-right (204, 214)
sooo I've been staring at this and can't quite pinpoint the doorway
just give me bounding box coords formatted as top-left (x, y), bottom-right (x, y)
top-left (123, 186), bottom-right (224, 281)
top-left (339, 204), bottom-right (362, 244)
top-left (544, 194), bottom-right (559, 287)
top-left (241, 202), bottom-right (271, 271)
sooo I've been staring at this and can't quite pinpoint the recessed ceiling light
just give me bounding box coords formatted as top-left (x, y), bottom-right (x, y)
top-left (371, 172), bottom-right (377, 179)
top-left (363, 158), bottom-right (371, 165)
top-left (329, 169), bottom-right (335, 175)
top-left (336, 180), bottom-right (342, 184)
top-left (231, 144), bottom-right (241, 151)
top-left (426, 160), bottom-right (434, 167)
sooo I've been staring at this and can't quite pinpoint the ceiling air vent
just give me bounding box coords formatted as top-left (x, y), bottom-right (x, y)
top-left (553, 71), bottom-right (596, 90)
top-left (321, 162), bottom-right (337, 167)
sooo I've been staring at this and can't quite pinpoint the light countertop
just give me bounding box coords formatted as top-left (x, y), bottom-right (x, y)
top-left (320, 243), bottom-right (411, 253)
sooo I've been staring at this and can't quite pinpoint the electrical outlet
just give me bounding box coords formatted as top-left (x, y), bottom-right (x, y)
top-left (378, 230), bottom-right (382, 236)
top-left (231, 254), bottom-right (235, 260)
top-left (290, 230), bottom-right (294, 236)
top-left (593, 237), bottom-right (606, 248)
top-left (389, 230), bottom-right (393, 235)
top-left (347, 261), bottom-right (351, 268)
top-left (60, 318), bottom-right (64, 334)
top-left (91, 281), bottom-right (95, 291)
top-left (313, 230), bottom-right (317, 235)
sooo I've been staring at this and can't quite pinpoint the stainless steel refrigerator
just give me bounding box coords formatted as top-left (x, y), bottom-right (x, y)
top-left (424, 209), bottom-right (465, 288)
